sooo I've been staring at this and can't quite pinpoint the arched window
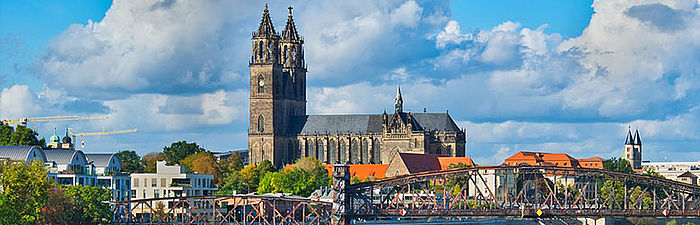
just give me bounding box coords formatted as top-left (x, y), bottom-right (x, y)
top-left (372, 139), bottom-right (381, 164)
top-left (351, 139), bottom-right (359, 164)
top-left (307, 140), bottom-right (315, 159)
top-left (339, 140), bottom-right (346, 163)
top-left (329, 139), bottom-right (337, 163)
top-left (257, 76), bottom-right (264, 93)
top-left (257, 115), bottom-right (264, 132)
top-left (361, 139), bottom-right (369, 164)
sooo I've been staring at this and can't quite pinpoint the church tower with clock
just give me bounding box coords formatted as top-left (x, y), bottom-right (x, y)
top-left (248, 5), bottom-right (307, 166)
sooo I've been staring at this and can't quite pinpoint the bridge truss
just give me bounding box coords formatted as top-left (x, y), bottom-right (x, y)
top-left (346, 166), bottom-right (700, 220)
top-left (111, 195), bottom-right (331, 225)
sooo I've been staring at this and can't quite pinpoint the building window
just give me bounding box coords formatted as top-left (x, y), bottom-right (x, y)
top-left (151, 178), bottom-right (157, 187)
top-left (258, 115), bottom-right (265, 132)
top-left (133, 178), bottom-right (139, 187)
top-left (131, 190), bottom-right (136, 199)
top-left (257, 76), bottom-right (265, 93)
top-left (161, 178), bottom-right (166, 187)
top-left (154, 190), bottom-right (159, 198)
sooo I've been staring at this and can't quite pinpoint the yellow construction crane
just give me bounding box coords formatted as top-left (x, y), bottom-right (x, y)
top-left (67, 128), bottom-right (138, 149)
top-left (67, 128), bottom-right (138, 137)
top-left (2, 115), bottom-right (108, 126)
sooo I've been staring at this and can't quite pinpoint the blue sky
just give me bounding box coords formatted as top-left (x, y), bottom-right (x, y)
top-left (1, 0), bottom-right (698, 165)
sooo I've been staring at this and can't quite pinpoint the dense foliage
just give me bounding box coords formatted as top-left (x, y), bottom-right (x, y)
top-left (0, 122), bottom-right (45, 147)
top-left (162, 140), bottom-right (205, 164)
top-left (603, 157), bottom-right (633, 174)
top-left (142, 152), bottom-right (169, 173)
top-left (0, 160), bottom-right (52, 225)
top-left (116, 150), bottom-right (144, 173)
top-left (258, 158), bottom-right (330, 197)
top-left (218, 159), bottom-right (275, 195)
top-left (0, 160), bottom-right (111, 225)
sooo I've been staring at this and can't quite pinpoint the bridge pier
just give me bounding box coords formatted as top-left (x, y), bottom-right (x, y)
top-left (332, 164), bottom-right (351, 225)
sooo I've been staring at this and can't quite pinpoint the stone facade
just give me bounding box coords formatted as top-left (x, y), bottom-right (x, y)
top-left (248, 5), bottom-right (466, 167)
top-left (623, 128), bottom-right (642, 170)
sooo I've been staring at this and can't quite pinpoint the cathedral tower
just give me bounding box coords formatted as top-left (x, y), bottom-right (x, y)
top-left (623, 128), bottom-right (642, 169)
top-left (249, 5), bottom-right (306, 167)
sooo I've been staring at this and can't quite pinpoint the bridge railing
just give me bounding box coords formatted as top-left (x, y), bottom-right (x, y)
top-left (344, 166), bottom-right (700, 219)
top-left (111, 195), bottom-right (331, 225)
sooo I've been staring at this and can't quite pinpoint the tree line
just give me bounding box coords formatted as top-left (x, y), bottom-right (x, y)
top-left (116, 140), bottom-right (330, 197)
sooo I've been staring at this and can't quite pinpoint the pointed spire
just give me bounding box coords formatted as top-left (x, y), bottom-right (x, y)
top-left (634, 129), bottom-right (642, 145)
top-left (625, 127), bottom-right (634, 145)
top-left (255, 4), bottom-right (276, 37)
top-left (395, 86), bottom-right (403, 113)
top-left (282, 6), bottom-right (301, 40)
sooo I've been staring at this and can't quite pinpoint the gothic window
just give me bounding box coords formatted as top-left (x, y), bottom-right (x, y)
top-left (351, 139), bottom-right (359, 164)
top-left (266, 41), bottom-right (271, 60)
top-left (339, 140), bottom-right (346, 163)
top-left (257, 41), bottom-right (263, 60)
top-left (284, 46), bottom-right (288, 64)
top-left (257, 76), bottom-right (265, 93)
top-left (329, 139), bottom-right (337, 163)
top-left (317, 140), bottom-right (324, 161)
top-left (308, 140), bottom-right (315, 160)
top-left (372, 139), bottom-right (381, 164)
top-left (361, 139), bottom-right (369, 164)
top-left (257, 115), bottom-right (264, 132)
top-left (436, 146), bottom-right (441, 155)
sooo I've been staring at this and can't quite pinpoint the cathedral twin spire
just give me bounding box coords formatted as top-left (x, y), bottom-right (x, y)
top-left (254, 4), bottom-right (300, 41)
top-left (625, 127), bottom-right (642, 145)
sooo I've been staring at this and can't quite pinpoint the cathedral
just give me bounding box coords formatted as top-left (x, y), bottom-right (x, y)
top-left (248, 5), bottom-right (466, 167)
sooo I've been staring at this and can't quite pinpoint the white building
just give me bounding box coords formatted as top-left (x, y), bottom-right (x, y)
top-left (0, 146), bottom-right (46, 164)
top-left (642, 161), bottom-right (700, 185)
top-left (44, 149), bottom-right (98, 186)
top-left (86, 153), bottom-right (131, 201)
top-left (130, 161), bottom-right (217, 210)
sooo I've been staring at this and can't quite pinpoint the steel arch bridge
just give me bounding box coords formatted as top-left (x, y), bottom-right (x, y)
top-left (342, 166), bottom-right (700, 221)
top-left (111, 166), bottom-right (700, 224)
top-left (111, 195), bottom-right (331, 225)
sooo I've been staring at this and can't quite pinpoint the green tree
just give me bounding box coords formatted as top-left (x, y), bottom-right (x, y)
top-left (162, 141), bottom-right (204, 164)
top-left (115, 150), bottom-right (144, 173)
top-left (62, 185), bottom-right (112, 225)
top-left (642, 169), bottom-right (664, 178)
top-left (0, 124), bottom-right (45, 147)
top-left (258, 157), bottom-right (330, 197)
top-left (142, 152), bottom-right (168, 173)
top-left (221, 152), bottom-right (245, 174)
top-left (0, 122), bottom-right (13, 145)
top-left (603, 157), bottom-right (633, 174)
top-left (218, 170), bottom-right (244, 195)
top-left (0, 160), bottom-right (53, 225)
top-left (42, 188), bottom-right (78, 225)
top-left (181, 152), bottom-right (222, 185)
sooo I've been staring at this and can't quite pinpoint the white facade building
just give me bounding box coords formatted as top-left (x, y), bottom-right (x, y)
top-left (44, 149), bottom-right (98, 186)
top-left (130, 161), bottom-right (217, 210)
top-left (86, 153), bottom-right (131, 201)
top-left (642, 161), bottom-right (700, 185)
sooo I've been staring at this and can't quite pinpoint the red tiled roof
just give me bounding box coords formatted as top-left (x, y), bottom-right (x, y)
top-left (437, 157), bottom-right (475, 170)
top-left (504, 151), bottom-right (603, 169)
top-left (320, 164), bottom-right (389, 180)
top-left (398, 153), bottom-right (442, 174)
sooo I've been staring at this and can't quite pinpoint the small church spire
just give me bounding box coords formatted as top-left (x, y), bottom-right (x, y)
top-left (625, 126), bottom-right (634, 145)
top-left (255, 4), bottom-right (276, 37)
top-left (395, 86), bottom-right (403, 113)
top-left (282, 6), bottom-right (300, 40)
top-left (634, 129), bottom-right (642, 145)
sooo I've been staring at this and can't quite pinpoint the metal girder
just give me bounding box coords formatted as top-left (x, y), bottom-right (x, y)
top-left (111, 196), bottom-right (331, 225)
top-left (346, 166), bottom-right (700, 219)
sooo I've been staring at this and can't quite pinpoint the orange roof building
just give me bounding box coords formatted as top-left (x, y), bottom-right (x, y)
top-left (385, 153), bottom-right (476, 177)
top-left (579, 157), bottom-right (604, 169)
top-left (321, 164), bottom-right (389, 180)
top-left (504, 152), bottom-right (603, 169)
